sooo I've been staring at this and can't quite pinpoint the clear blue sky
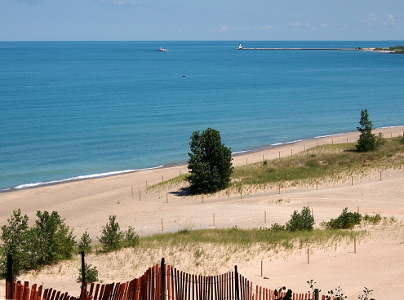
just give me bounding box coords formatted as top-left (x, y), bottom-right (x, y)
top-left (1, 0), bottom-right (403, 41)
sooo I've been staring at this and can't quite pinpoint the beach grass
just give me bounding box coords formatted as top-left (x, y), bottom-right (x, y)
top-left (139, 227), bottom-right (365, 251)
top-left (147, 137), bottom-right (404, 194)
top-left (232, 137), bottom-right (404, 187)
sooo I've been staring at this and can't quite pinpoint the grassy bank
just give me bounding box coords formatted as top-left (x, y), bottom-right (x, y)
top-left (150, 136), bottom-right (404, 194)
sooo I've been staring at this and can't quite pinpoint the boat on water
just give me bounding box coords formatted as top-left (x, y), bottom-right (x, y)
top-left (158, 47), bottom-right (168, 52)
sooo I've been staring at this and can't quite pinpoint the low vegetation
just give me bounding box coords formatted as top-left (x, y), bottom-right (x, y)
top-left (374, 45), bottom-right (404, 53)
top-left (232, 136), bottom-right (403, 189)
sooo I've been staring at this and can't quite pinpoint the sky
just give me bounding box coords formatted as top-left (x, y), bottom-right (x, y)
top-left (0, 0), bottom-right (403, 41)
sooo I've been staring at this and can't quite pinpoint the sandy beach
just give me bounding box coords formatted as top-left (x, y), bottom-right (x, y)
top-left (1, 126), bottom-right (403, 299)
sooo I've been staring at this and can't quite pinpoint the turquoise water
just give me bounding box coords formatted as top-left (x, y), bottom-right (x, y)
top-left (1, 41), bottom-right (403, 191)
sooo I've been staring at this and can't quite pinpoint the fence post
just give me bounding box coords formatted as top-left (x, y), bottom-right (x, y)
top-left (6, 254), bottom-right (13, 300)
top-left (234, 265), bottom-right (240, 300)
top-left (161, 258), bottom-right (165, 300)
top-left (81, 251), bottom-right (86, 289)
top-left (314, 289), bottom-right (319, 300)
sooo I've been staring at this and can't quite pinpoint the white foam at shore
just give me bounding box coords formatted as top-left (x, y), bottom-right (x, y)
top-left (2, 166), bottom-right (164, 192)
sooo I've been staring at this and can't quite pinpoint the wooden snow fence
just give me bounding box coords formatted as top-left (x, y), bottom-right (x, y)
top-left (6, 262), bottom-right (329, 300)
top-left (80, 263), bottom-right (320, 300)
top-left (5, 280), bottom-right (79, 300)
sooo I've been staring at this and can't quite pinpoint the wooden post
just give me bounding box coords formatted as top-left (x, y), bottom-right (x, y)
top-left (279, 151), bottom-right (280, 158)
top-left (161, 258), bottom-right (166, 300)
top-left (166, 193), bottom-right (168, 203)
top-left (380, 171), bottom-right (382, 181)
top-left (6, 254), bottom-right (13, 300)
top-left (202, 195), bottom-right (204, 204)
top-left (307, 248), bottom-right (310, 264)
top-left (332, 139), bottom-right (334, 145)
top-left (161, 218), bottom-right (164, 231)
top-left (354, 237), bottom-right (357, 254)
top-left (260, 261), bottom-right (263, 277)
top-left (291, 149), bottom-right (293, 156)
top-left (264, 211), bottom-right (266, 223)
top-left (391, 133), bottom-right (392, 138)
top-left (246, 158), bottom-right (248, 165)
top-left (352, 176), bottom-right (354, 186)
top-left (347, 137), bottom-right (349, 143)
top-left (81, 251), bottom-right (86, 289)
top-left (235, 265), bottom-right (240, 300)
top-left (278, 185), bottom-right (281, 194)
top-left (357, 206), bottom-right (359, 213)
top-left (131, 186), bottom-right (134, 196)
top-left (240, 189), bottom-right (243, 199)
top-left (146, 180), bottom-right (148, 189)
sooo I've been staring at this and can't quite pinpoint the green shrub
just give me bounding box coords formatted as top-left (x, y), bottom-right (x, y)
top-left (99, 215), bottom-right (124, 252)
top-left (270, 223), bottom-right (286, 231)
top-left (363, 213), bottom-right (382, 225)
top-left (30, 211), bottom-right (76, 268)
top-left (0, 210), bottom-right (76, 277)
top-left (285, 207), bottom-right (314, 232)
top-left (0, 209), bottom-right (31, 277)
top-left (78, 231), bottom-right (92, 254)
top-left (326, 208), bottom-right (361, 229)
top-left (98, 216), bottom-right (140, 252)
top-left (76, 263), bottom-right (99, 284)
top-left (123, 226), bottom-right (140, 247)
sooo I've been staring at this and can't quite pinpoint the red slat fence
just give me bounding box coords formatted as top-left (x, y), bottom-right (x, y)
top-left (6, 259), bottom-right (333, 300)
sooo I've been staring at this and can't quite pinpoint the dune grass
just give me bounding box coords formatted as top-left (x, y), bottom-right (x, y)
top-left (139, 227), bottom-right (365, 252)
top-left (232, 137), bottom-right (404, 187)
top-left (148, 137), bottom-right (403, 194)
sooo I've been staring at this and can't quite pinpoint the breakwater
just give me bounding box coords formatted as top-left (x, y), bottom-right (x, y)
top-left (235, 47), bottom-right (367, 51)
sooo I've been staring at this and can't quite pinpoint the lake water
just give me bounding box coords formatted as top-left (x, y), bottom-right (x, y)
top-left (1, 41), bottom-right (403, 191)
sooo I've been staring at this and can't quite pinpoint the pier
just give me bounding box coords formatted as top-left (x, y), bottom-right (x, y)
top-left (235, 47), bottom-right (365, 51)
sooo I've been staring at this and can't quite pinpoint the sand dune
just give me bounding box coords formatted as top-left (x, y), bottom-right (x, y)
top-left (1, 127), bottom-right (403, 299)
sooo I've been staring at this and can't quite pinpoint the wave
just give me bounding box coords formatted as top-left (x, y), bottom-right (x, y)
top-left (1, 165), bottom-right (164, 193)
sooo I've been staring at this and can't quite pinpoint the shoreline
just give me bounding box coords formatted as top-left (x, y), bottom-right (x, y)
top-left (1, 126), bottom-right (403, 300)
top-left (2, 125), bottom-right (403, 193)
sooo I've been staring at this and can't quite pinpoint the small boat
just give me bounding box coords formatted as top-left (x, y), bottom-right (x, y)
top-left (158, 47), bottom-right (168, 52)
top-left (236, 43), bottom-right (243, 50)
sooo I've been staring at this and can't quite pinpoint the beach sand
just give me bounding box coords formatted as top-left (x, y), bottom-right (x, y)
top-left (1, 127), bottom-right (403, 299)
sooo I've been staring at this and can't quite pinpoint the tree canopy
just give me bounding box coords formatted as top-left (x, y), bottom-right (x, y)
top-left (187, 128), bottom-right (233, 194)
top-left (356, 109), bottom-right (383, 152)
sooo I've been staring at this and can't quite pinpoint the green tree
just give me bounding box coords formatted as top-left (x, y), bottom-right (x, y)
top-left (98, 215), bottom-right (123, 252)
top-left (30, 211), bottom-right (76, 268)
top-left (77, 231), bottom-right (92, 254)
top-left (187, 128), bottom-right (233, 194)
top-left (285, 207), bottom-right (315, 231)
top-left (0, 209), bottom-right (30, 277)
top-left (356, 109), bottom-right (382, 152)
